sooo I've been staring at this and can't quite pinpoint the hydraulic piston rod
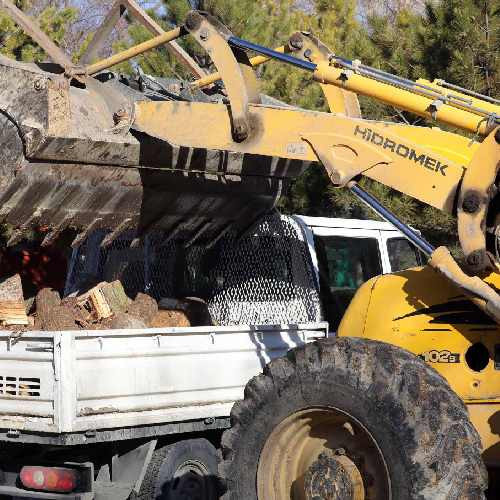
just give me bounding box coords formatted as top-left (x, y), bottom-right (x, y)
top-left (192, 45), bottom-right (289, 89)
top-left (348, 182), bottom-right (435, 257)
top-left (228, 37), bottom-right (499, 135)
top-left (86, 26), bottom-right (184, 75)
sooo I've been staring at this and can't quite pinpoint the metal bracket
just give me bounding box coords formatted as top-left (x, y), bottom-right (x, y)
top-left (430, 246), bottom-right (500, 323)
top-left (79, 0), bottom-right (205, 78)
top-left (100, 439), bottom-right (157, 497)
top-left (184, 10), bottom-right (260, 142)
top-left (288, 32), bottom-right (361, 117)
top-left (457, 126), bottom-right (500, 273)
top-left (301, 131), bottom-right (391, 186)
top-left (427, 97), bottom-right (446, 120)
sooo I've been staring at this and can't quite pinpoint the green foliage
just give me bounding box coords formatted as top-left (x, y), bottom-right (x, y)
top-left (0, 2), bottom-right (77, 63)
top-left (111, 12), bottom-right (189, 79)
top-left (329, 0), bottom-right (498, 249)
top-left (420, 0), bottom-right (499, 97)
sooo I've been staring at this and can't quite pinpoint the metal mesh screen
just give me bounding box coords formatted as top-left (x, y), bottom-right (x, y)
top-left (65, 213), bottom-right (322, 326)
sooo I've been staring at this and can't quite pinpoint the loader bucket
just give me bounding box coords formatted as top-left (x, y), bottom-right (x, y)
top-left (0, 56), bottom-right (308, 247)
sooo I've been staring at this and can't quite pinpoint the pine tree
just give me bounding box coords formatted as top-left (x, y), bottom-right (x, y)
top-left (0, 1), bottom-right (78, 63)
top-left (419, 0), bottom-right (499, 97)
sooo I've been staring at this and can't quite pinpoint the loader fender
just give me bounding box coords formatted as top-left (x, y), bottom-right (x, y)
top-left (220, 337), bottom-right (487, 499)
top-left (338, 264), bottom-right (500, 463)
top-left (337, 274), bottom-right (381, 338)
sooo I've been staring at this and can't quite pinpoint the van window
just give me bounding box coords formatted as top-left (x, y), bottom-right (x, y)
top-left (387, 237), bottom-right (421, 271)
top-left (314, 235), bottom-right (382, 331)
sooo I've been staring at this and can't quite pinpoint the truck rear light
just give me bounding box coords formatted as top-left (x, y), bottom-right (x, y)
top-left (20, 466), bottom-right (78, 493)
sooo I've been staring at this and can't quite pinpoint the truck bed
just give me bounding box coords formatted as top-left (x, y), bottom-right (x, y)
top-left (0, 323), bottom-right (327, 444)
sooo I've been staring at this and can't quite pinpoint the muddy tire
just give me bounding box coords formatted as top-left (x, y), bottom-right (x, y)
top-left (220, 337), bottom-right (487, 500)
top-left (133, 438), bottom-right (219, 500)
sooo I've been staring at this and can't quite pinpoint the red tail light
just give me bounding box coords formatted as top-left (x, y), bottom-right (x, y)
top-left (20, 466), bottom-right (78, 493)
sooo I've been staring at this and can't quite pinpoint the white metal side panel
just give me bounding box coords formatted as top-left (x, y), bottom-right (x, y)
top-left (0, 332), bottom-right (57, 432)
top-left (72, 324), bottom-right (326, 431)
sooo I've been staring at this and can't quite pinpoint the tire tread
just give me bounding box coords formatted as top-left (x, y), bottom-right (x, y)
top-left (220, 337), bottom-right (487, 500)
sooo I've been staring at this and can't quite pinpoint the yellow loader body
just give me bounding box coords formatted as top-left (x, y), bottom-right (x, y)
top-left (338, 265), bottom-right (500, 465)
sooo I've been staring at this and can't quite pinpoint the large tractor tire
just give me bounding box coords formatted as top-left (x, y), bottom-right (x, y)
top-left (220, 337), bottom-right (487, 500)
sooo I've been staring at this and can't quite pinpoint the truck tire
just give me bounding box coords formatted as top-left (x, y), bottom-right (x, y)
top-left (220, 337), bottom-right (487, 500)
top-left (133, 438), bottom-right (219, 500)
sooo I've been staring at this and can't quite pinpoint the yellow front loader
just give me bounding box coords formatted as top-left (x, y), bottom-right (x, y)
top-left (0, 1), bottom-right (499, 498)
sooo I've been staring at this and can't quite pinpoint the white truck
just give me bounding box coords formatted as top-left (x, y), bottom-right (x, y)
top-left (0, 214), bottom-right (422, 499)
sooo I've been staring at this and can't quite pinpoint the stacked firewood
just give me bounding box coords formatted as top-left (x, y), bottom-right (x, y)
top-left (0, 276), bottom-right (211, 331)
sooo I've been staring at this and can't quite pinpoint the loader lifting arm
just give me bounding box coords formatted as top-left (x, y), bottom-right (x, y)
top-left (131, 11), bottom-right (500, 321)
top-left (0, 3), bottom-right (498, 321)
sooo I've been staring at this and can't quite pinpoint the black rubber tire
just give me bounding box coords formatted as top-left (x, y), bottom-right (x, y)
top-left (220, 337), bottom-right (488, 500)
top-left (133, 438), bottom-right (219, 500)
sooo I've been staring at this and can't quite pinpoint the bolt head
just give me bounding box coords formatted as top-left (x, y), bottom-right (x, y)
top-left (289, 33), bottom-right (304, 50)
top-left (232, 120), bottom-right (249, 142)
top-left (462, 192), bottom-right (481, 213)
top-left (466, 250), bottom-right (484, 268)
top-left (33, 78), bottom-right (46, 91)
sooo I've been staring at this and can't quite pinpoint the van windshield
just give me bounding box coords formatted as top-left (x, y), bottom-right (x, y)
top-left (387, 237), bottom-right (422, 271)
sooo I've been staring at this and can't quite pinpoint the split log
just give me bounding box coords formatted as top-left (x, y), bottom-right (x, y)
top-left (158, 297), bottom-right (212, 326)
top-left (150, 309), bottom-right (191, 328)
top-left (100, 281), bottom-right (130, 314)
top-left (108, 313), bottom-right (148, 329)
top-left (34, 288), bottom-right (75, 331)
top-left (0, 274), bottom-right (28, 326)
top-left (77, 280), bottom-right (129, 320)
top-left (127, 293), bottom-right (158, 325)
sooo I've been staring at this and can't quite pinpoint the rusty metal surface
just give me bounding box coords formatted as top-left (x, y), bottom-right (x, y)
top-left (0, 56), bottom-right (304, 245)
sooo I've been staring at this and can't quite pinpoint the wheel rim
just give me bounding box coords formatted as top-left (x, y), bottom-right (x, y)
top-left (169, 459), bottom-right (213, 500)
top-left (256, 407), bottom-right (391, 500)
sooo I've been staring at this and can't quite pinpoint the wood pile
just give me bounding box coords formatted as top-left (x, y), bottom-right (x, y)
top-left (0, 274), bottom-right (211, 331)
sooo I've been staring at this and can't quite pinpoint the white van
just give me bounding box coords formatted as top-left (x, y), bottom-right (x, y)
top-left (296, 216), bottom-right (424, 330)
top-left (0, 213), bottom-right (424, 499)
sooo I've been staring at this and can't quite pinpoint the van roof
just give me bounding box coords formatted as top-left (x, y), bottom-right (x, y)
top-left (294, 215), bottom-right (402, 232)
